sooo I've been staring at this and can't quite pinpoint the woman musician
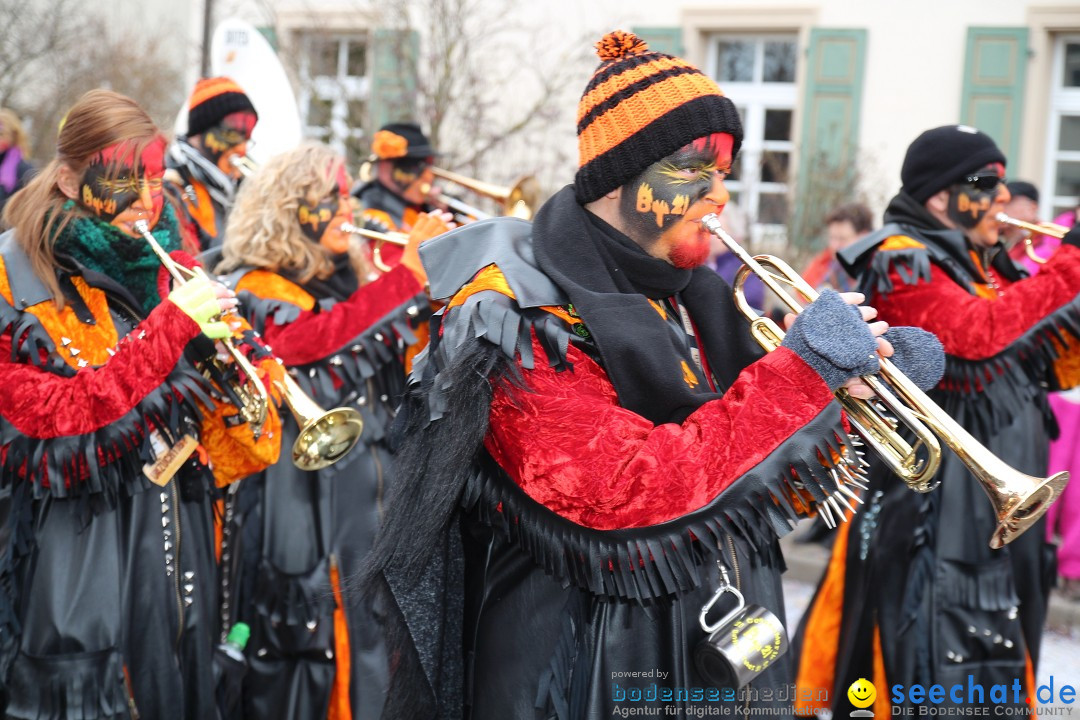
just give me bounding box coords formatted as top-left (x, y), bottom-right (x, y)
top-left (214, 141), bottom-right (449, 719)
top-left (0, 89), bottom-right (282, 718)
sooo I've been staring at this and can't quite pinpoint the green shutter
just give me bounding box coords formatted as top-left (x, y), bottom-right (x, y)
top-left (960, 27), bottom-right (1028, 165)
top-left (256, 26), bottom-right (279, 52)
top-left (631, 26), bottom-right (684, 57)
top-left (793, 29), bottom-right (867, 250)
top-left (369, 29), bottom-right (419, 133)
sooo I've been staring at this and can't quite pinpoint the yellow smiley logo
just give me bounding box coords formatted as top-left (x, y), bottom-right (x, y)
top-left (848, 678), bottom-right (876, 709)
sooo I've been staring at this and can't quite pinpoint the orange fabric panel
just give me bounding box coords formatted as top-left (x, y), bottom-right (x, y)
top-left (184, 181), bottom-right (218, 238)
top-left (1049, 334), bottom-right (1080, 389)
top-left (1025, 651), bottom-right (1037, 720)
top-left (872, 623), bottom-right (889, 718)
top-left (795, 518), bottom-right (852, 716)
top-left (404, 319), bottom-right (430, 375)
top-left (234, 269), bottom-right (316, 311)
top-left (25, 277), bottom-right (119, 369)
top-left (880, 236), bottom-right (926, 252)
top-left (578, 73), bottom-right (728, 168)
top-left (327, 558), bottom-right (353, 720)
top-left (197, 357), bottom-right (284, 487)
top-left (446, 265), bottom-right (516, 310)
top-left (0, 256), bottom-right (12, 305)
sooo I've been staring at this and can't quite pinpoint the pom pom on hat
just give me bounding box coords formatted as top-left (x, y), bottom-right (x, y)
top-left (595, 30), bottom-right (649, 62)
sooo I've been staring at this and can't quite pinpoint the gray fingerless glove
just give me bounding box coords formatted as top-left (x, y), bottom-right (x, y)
top-left (881, 326), bottom-right (945, 391)
top-left (781, 289), bottom-right (879, 390)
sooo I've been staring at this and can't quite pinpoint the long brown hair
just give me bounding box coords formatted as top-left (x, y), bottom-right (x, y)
top-left (0, 109), bottom-right (30, 155)
top-left (217, 141), bottom-right (371, 284)
top-left (2, 89), bottom-right (161, 306)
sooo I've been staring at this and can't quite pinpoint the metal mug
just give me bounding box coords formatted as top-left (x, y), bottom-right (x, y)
top-left (693, 567), bottom-right (788, 688)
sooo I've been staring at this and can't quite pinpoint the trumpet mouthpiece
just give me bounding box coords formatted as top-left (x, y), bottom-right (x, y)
top-left (341, 222), bottom-right (359, 234)
top-left (133, 219), bottom-right (149, 235)
top-left (995, 212), bottom-right (1010, 222)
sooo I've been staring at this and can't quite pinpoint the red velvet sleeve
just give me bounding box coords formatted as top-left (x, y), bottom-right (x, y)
top-left (0, 300), bottom-right (201, 439)
top-left (873, 244), bottom-right (1080, 361)
top-left (258, 264), bottom-right (422, 366)
top-left (484, 337), bottom-right (835, 530)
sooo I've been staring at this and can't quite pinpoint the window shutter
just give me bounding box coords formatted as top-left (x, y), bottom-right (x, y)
top-left (960, 27), bottom-right (1028, 165)
top-left (370, 29), bottom-right (419, 133)
top-left (630, 26), bottom-right (684, 57)
top-left (793, 29), bottom-right (867, 248)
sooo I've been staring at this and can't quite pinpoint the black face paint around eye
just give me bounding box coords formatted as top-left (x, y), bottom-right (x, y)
top-left (298, 194), bottom-right (342, 243)
top-left (947, 183), bottom-right (997, 230)
top-left (617, 143), bottom-right (719, 244)
top-left (80, 159), bottom-right (141, 223)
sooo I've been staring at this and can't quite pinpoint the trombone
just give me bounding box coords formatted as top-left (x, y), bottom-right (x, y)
top-left (701, 214), bottom-right (1068, 548)
top-left (134, 220), bottom-right (364, 471)
top-left (996, 212), bottom-right (1070, 265)
top-left (429, 167), bottom-right (541, 221)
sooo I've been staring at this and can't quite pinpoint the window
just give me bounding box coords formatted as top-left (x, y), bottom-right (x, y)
top-left (298, 33), bottom-right (370, 167)
top-left (707, 34), bottom-right (798, 247)
top-left (1045, 35), bottom-right (1080, 220)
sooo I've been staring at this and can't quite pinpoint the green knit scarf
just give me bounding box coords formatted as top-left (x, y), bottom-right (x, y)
top-left (53, 203), bottom-right (182, 313)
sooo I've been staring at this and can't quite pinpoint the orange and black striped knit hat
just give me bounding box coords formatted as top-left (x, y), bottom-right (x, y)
top-left (186, 76), bottom-right (258, 137)
top-left (575, 30), bottom-right (743, 204)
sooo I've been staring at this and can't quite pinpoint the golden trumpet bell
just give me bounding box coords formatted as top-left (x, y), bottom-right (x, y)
top-left (276, 374), bottom-right (364, 471)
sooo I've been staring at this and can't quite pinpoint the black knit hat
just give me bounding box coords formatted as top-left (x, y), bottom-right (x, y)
top-left (574, 30), bottom-right (743, 204)
top-left (1006, 180), bottom-right (1039, 204)
top-left (186, 77), bottom-right (258, 137)
top-left (370, 122), bottom-right (439, 160)
top-left (901, 125), bottom-right (1006, 203)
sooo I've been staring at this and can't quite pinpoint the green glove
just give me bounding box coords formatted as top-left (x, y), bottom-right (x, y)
top-left (168, 276), bottom-right (232, 339)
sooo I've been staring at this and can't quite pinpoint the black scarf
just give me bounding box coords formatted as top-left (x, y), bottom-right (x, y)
top-left (883, 190), bottom-right (1025, 285)
top-left (531, 186), bottom-right (762, 425)
top-left (296, 252), bottom-right (359, 302)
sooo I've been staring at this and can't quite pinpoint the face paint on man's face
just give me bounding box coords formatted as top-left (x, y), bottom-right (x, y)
top-left (79, 137), bottom-right (166, 223)
top-left (200, 111), bottom-right (257, 164)
top-left (618, 133), bottom-right (733, 247)
top-left (947, 163), bottom-right (1005, 230)
top-left (389, 158), bottom-right (428, 194)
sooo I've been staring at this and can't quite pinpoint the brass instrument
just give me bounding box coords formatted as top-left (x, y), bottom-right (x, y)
top-left (701, 213), bottom-right (1068, 548)
top-left (430, 167), bottom-right (540, 221)
top-left (341, 222), bottom-right (407, 273)
top-left (276, 372), bottom-right (364, 471)
top-left (996, 212), bottom-right (1070, 265)
top-left (229, 154), bottom-right (258, 178)
top-left (134, 220), bottom-right (364, 470)
top-left (134, 219), bottom-right (269, 437)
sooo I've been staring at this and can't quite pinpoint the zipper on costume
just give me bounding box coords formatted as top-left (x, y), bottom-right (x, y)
top-left (724, 536), bottom-right (751, 719)
top-left (170, 477), bottom-right (184, 645)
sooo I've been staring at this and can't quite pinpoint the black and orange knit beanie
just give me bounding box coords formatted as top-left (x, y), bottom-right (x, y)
top-left (574, 30), bottom-right (743, 204)
top-left (186, 77), bottom-right (258, 137)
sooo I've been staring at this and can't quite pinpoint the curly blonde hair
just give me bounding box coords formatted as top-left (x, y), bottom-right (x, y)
top-left (218, 141), bottom-right (369, 284)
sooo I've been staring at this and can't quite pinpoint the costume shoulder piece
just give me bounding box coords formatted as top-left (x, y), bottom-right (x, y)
top-left (412, 217), bottom-right (576, 421)
top-left (0, 232), bottom-right (217, 502)
top-left (225, 264), bottom-right (426, 442)
top-left (839, 223), bottom-right (980, 296)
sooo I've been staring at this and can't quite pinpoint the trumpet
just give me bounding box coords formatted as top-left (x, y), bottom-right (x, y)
top-left (701, 214), bottom-right (1068, 548)
top-left (341, 222), bottom-right (407, 273)
top-left (133, 221), bottom-right (364, 470)
top-left (996, 212), bottom-right (1070, 265)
